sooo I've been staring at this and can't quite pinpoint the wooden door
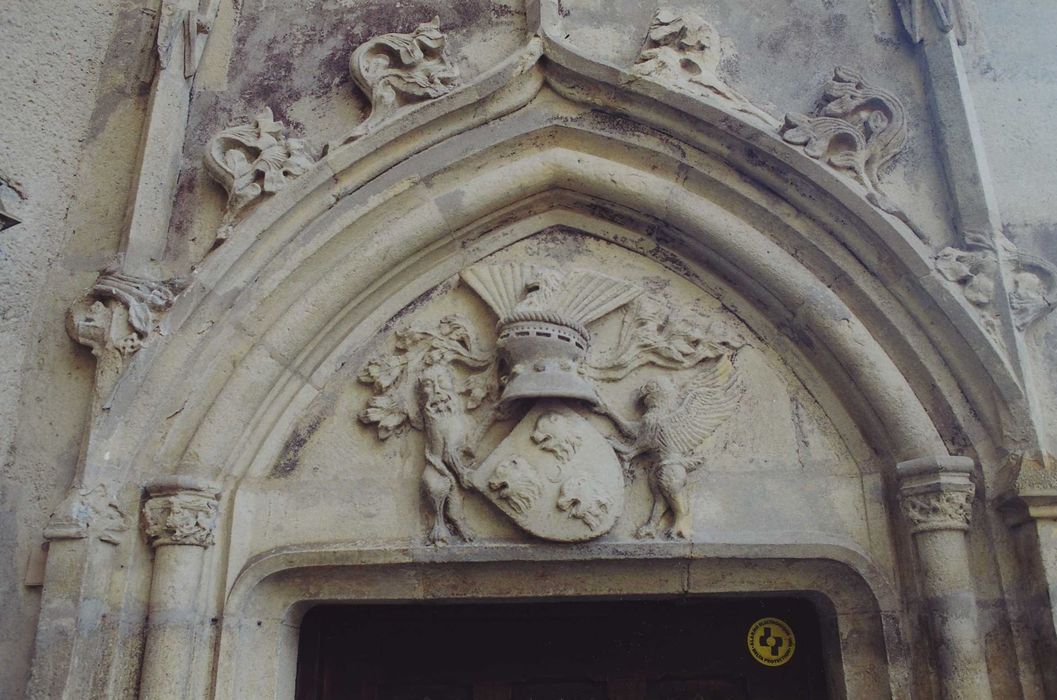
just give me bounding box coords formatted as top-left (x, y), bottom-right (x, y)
top-left (296, 598), bottom-right (829, 700)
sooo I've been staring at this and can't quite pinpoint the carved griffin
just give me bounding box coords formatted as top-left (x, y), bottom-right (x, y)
top-left (600, 354), bottom-right (743, 539)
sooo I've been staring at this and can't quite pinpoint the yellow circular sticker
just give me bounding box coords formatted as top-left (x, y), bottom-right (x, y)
top-left (747, 617), bottom-right (796, 667)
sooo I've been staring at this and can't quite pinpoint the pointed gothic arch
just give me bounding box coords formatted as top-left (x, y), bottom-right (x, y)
top-left (39, 7), bottom-right (1036, 699)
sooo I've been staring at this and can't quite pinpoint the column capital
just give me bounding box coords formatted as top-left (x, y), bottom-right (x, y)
top-left (897, 455), bottom-right (976, 534)
top-left (142, 476), bottom-right (221, 548)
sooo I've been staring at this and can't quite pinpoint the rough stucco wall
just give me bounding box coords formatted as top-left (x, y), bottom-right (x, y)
top-left (0, 2), bottom-right (153, 698)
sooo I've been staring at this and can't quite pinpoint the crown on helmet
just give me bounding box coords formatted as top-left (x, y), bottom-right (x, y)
top-left (461, 263), bottom-right (642, 405)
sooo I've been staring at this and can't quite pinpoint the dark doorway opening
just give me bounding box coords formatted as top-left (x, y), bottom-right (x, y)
top-left (296, 597), bottom-right (831, 700)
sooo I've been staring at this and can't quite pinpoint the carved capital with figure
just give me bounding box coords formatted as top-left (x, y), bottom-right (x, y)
top-left (142, 476), bottom-right (221, 547)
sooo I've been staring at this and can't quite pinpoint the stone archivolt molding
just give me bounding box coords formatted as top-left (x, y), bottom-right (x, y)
top-left (69, 4), bottom-right (1041, 546)
top-left (142, 478), bottom-right (221, 547)
top-left (102, 3), bottom-right (1040, 509)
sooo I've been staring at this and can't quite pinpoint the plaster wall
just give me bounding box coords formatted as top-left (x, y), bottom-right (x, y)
top-left (0, 3), bottom-right (154, 697)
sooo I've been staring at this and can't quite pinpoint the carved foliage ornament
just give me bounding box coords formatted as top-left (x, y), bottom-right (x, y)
top-left (935, 231), bottom-right (1057, 332)
top-left (899, 487), bottom-right (974, 533)
top-left (338, 16), bottom-right (461, 145)
top-left (780, 67), bottom-right (923, 240)
top-left (204, 107), bottom-right (315, 240)
top-left (631, 9), bottom-right (774, 126)
top-left (359, 262), bottom-right (745, 544)
top-left (143, 491), bottom-right (219, 547)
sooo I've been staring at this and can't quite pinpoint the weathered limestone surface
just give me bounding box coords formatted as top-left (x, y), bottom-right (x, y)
top-left (0, 3), bottom-right (158, 698)
top-left (1, 1), bottom-right (1056, 698)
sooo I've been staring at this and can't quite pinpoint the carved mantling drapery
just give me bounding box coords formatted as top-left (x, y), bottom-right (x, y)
top-left (630, 9), bottom-right (775, 126)
top-left (204, 107), bottom-right (316, 242)
top-left (143, 477), bottom-right (221, 547)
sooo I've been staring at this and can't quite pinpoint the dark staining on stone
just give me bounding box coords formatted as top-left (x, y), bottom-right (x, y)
top-left (168, 168), bottom-right (200, 242)
top-left (490, 3), bottom-right (517, 20)
top-left (648, 244), bottom-right (696, 282)
top-left (741, 146), bottom-right (768, 170)
top-left (272, 411), bottom-right (327, 477)
top-left (85, 5), bottom-right (158, 141)
top-left (383, 280), bottom-right (456, 333)
top-left (526, 226), bottom-right (590, 260)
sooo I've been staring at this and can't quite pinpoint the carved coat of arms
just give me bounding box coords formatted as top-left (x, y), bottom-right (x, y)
top-left (359, 263), bottom-right (744, 544)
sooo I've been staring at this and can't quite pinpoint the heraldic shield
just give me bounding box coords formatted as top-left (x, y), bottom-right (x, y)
top-left (469, 400), bottom-right (624, 541)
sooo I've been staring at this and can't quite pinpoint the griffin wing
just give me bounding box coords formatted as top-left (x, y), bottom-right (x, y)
top-left (656, 355), bottom-right (743, 456)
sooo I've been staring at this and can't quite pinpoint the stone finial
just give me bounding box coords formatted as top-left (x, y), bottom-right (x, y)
top-left (204, 107), bottom-right (315, 241)
top-left (43, 485), bottom-right (128, 544)
top-left (336, 16), bottom-right (461, 146)
top-left (780, 67), bottom-right (922, 239)
top-left (897, 456), bottom-right (976, 533)
top-left (630, 9), bottom-right (774, 126)
top-left (142, 476), bottom-right (221, 547)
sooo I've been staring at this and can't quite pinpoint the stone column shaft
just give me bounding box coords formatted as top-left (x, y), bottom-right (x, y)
top-left (139, 476), bottom-right (220, 700)
top-left (1000, 492), bottom-right (1057, 696)
top-left (898, 456), bottom-right (992, 700)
